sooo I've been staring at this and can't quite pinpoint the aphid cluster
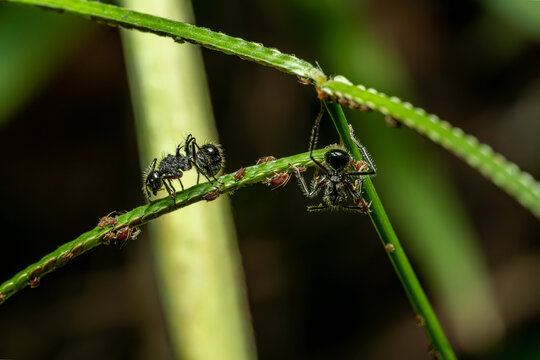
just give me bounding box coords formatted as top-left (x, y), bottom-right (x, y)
top-left (289, 103), bottom-right (376, 212)
top-left (143, 134), bottom-right (224, 204)
top-left (103, 225), bottom-right (141, 245)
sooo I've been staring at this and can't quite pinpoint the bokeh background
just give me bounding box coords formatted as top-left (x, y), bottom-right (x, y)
top-left (1, 0), bottom-right (539, 359)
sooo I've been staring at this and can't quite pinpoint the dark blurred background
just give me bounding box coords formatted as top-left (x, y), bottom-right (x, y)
top-left (0, 0), bottom-right (539, 359)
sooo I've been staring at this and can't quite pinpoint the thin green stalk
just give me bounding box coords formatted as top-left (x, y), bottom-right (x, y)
top-left (2, 0), bottom-right (539, 219)
top-left (324, 101), bottom-right (457, 360)
top-left (0, 150), bottom-right (324, 305)
top-left (0, 0), bottom-right (325, 83)
top-left (320, 78), bottom-right (540, 218)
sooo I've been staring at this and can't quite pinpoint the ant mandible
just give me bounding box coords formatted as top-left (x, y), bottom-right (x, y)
top-left (289, 103), bottom-right (376, 212)
top-left (143, 134), bottom-right (224, 204)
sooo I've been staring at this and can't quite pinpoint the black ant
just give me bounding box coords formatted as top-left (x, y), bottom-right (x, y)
top-left (289, 104), bottom-right (376, 212)
top-left (143, 134), bottom-right (224, 203)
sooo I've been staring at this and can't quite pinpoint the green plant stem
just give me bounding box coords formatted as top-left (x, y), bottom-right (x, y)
top-left (320, 79), bottom-right (540, 218)
top-left (0, 150), bottom-right (324, 305)
top-left (0, 0), bottom-right (325, 83)
top-left (324, 101), bottom-right (457, 360)
top-left (2, 0), bottom-right (539, 219)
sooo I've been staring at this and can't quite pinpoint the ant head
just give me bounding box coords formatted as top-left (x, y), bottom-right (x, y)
top-left (324, 149), bottom-right (351, 172)
top-left (146, 171), bottom-right (162, 195)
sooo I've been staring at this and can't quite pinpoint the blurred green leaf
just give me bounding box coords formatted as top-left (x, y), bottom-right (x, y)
top-left (0, 6), bottom-right (91, 128)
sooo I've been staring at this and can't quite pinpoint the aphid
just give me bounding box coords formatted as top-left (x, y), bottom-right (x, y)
top-left (234, 167), bottom-right (246, 181)
top-left (316, 87), bottom-right (328, 100)
top-left (385, 243), bottom-right (396, 253)
top-left (289, 103), bottom-right (376, 212)
top-left (256, 156), bottom-right (276, 165)
top-left (143, 134), bottom-right (225, 204)
top-left (29, 277), bottom-right (40, 288)
top-left (385, 115), bottom-right (401, 128)
top-left (102, 231), bottom-right (116, 244)
top-left (0, 293), bottom-right (5, 303)
top-left (114, 226), bottom-right (140, 243)
top-left (97, 212), bottom-right (119, 228)
top-left (356, 198), bottom-right (372, 213)
top-left (262, 172), bottom-right (291, 189)
top-left (416, 314), bottom-right (425, 327)
top-left (297, 76), bottom-right (311, 85)
top-left (203, 191), bottom-right (220, 201)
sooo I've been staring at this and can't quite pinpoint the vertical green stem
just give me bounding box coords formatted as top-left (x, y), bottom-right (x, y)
top-left (120, 0), bottom-right (256, 359)
top-left (324, 101), bottom-right (457, 360)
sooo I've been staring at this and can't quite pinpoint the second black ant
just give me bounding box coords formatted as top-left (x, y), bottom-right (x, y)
top-left (289, 104), bottom-right (376, 212)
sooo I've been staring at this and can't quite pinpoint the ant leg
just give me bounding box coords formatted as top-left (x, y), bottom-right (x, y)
top-left (176, 143), bottom-right (185, 157)
top-left (348, 123), bottom-right (376, 176)
top-left (162, 179), bottom-right (176, 204)
top-left (307, 204), bottom-right (330, 211)
top-left (145, 186), bottom-right (153, 202)
top-left (289, 163), bottom-right (326, 197)
top-left (309, 101), bottom-right (330, 173)
top-left (143, 158), bottom-right (158, 202)
top-left (341, 204), bottom-right (367, 212)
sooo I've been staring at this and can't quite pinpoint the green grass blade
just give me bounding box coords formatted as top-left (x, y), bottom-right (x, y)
top-left (2, 0), bottom-right (538, 219)
top-left (324, 101), bottom-right (457, 360)
top-left (0, 150), bottom-right (324, 305)
top-left (0, 0), bottom-right (326, 83)
top-left (320, 79), bottom-right (540, 218)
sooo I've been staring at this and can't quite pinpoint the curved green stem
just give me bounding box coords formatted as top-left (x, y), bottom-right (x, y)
top-left (0, 150), bottom-right (324, 305)
top-left (0, 0), bottom-right (326, 83)
top-left (320, 78), bottom-right (540, 218)
top-left (324, 101), bottom-right (457, 360)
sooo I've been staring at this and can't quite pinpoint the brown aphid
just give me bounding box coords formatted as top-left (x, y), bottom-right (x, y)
top-left (97, 213), bottom-right (119, 228)
top-left (29, 266), bottom-right (43, 281)
top-left (115, 226), bottom-right (133, 243)
top-left (114, 226), bottom-right (141, 244)
top-left (203, 191), bottom-right (220, 201)
top-left (0, 293), bottom-right (5, 303)
top-left (102, 231), bottom-right (116, 244)
top-left (356, 198), bottom-right (372, 213)
top-left (385, 115), bottom-right (401, 128)
top-left (316, 87), bottom-right (328, 99)
top-left (416, 314), bottom-right (425, 327)
top-left (234, 167), bottom-right (246, 181)
top-left (385, 243), bottom-right (396, 253)
top-left (29, 277), bottom-right (40, 288)
top-left (350, 159), bottom-right (368, 172)
top-left (256, 156), bottom-right (276, 165)
top-left (62, 252), bottom-right (73, 261)
top-left (262, 172), bottom-right (291, 189)
top-left (297, 76), bottom-right (311, 85)
top-left (360, 105), bottom-right (373, 112)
